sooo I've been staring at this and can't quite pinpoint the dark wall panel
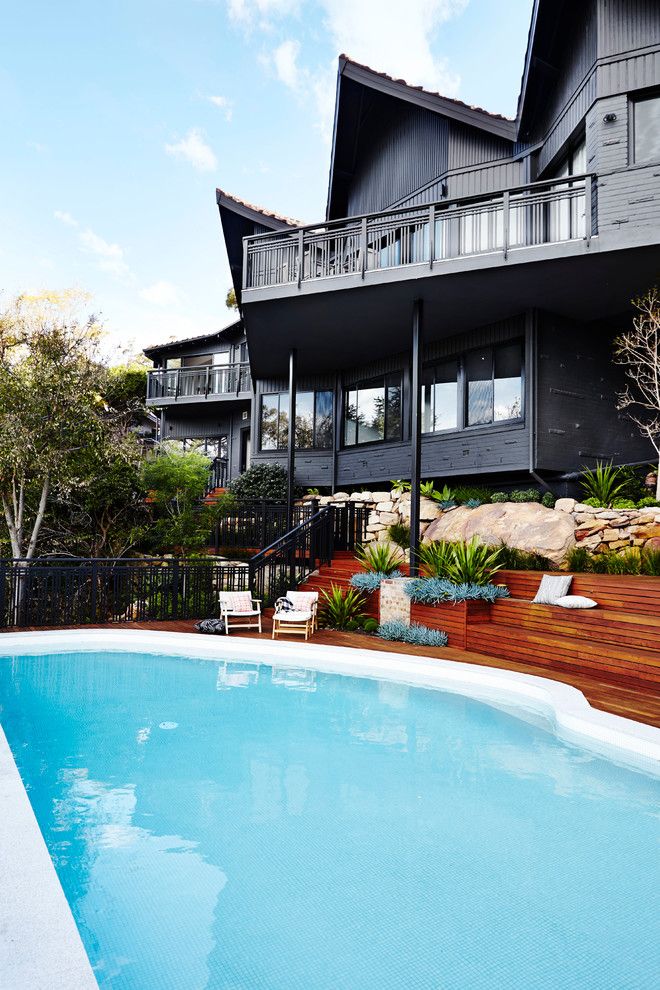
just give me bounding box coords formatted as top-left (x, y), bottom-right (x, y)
top-left (598, 0), bottom-right (660, 57)
top-left (535, 311), bottom-right (654, 472)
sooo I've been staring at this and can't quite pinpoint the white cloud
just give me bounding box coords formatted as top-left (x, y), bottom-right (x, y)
top-left (165, 128), bottom-right (218, 172)
top-left (54, 210), bottom-right (134, 281)
top-left (54, 209), bottom-right (78, 227)
top-left (227, 0), bottom-right (300, 26)
top-left (140, 281), bottom-right (181, 306)
top-left (208, 94), bottom-right (233, 121)
top-left (319, 0), bottom-right (466, 95)
top-left (272, 38), bottom-right (300, 89)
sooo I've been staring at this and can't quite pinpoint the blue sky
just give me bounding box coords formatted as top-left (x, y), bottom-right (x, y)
top-left (1, 0), bottom-right (532, 356)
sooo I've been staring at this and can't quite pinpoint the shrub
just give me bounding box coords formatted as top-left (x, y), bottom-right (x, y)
top-left (355, 541), bottom-right (404, 574)
top-left (390, 479), bottom-right (411, 494)
top-left (637, 497), bottom-right (660, 508)
top-left (565, 546), bottom-right (594, 572)
top-left (611, 498), bottom-right (637, 509)
top-left (452, 485), bottom-right (492, 505)
top-left (229, 463), bottom-right (291, 501)
top-left (319, 585), bottom-right (367, 630)
top-left (580, 462), bottom-right (627, 506)
top-left (405, 578), bottom-right (509, 605)
top-left (581, 496), bottom-right (603, 508)
top-left (510, 488), bottom-right (541, 503)
top-left (387, 522), bottom-right (410, 549)
top-left (464, 498), bottom-right (482, 508)
top-left (495, 544), bottom-right (552, 571)
top-left (491, 491), bottom-right (508, 503)
top-left (445, 537), bottom-right (503, 585)
top-left (377, 620), bottom-right (448, 648)
top-left (350, 570), bottom-right (402, 593)
top-left (416, 540), bottom-right (454, 578)
top-left (641, 547), bottom-right (660, 576)
top-left (591, 549), bottom-right (641, 575)
top-left (363, 617), bottom-right (379, 634)
top-left (541, 491), bottom-right (556, 508)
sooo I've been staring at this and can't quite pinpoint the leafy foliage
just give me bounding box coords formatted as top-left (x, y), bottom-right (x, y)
top-left (580, 462), bottom-right (627, 506)
top-left (354, 541), bottom-right (404, 574)
top-left (387, 521), bottom-right (410, 549)
top-left (565, 544), bottom-right (660, 575)
top-left (377, 620), bottom-right (448, 647)
top-left (363, 617), bottom-right (379, 634)
top-left (491, 491), bottom-right (508, 503)
top-left (404, 579), bottom-right (509, 605)
top-left (451, 485), bottom-right (492, 505)
top-left (541, 491), bottom-right (556, 508)
top-left (350, 570), bottom-right (402, 593)
top-left (495, 544), bottom-right (552, 571)
top-left (319, 585), bottom-right (367, 630)
top-left (229, 463), bottom-right (291, 501)
top-left (510, 488), bottom-right (541, 503)
top-left (416, 537), bottom-right (503, 585)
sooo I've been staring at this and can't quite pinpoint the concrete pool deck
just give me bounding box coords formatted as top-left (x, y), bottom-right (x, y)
top-left (1, 628), bottom-right (659, 989)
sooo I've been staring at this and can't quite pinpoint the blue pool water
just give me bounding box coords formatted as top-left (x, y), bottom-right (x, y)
top-left (0, 650), bottom-right (658, 990)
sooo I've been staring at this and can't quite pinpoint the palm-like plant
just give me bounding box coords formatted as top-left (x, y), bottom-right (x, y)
top-left (416, 540), bottom-right (454, 577)
top-left (355, 541), bottom-right (404, 574)
top-left (445, 538), bottom-right (503, 585)
top-left (319, 585), bottom-right (367, 630)
top-left (580, 462), bottom-right (627, 506)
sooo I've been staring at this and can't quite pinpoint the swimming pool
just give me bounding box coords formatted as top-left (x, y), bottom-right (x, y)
top-left (1, 631), bottom-right (659, 989)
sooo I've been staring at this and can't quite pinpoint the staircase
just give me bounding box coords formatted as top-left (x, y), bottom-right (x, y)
top-left (298, 552), bottom-right (408, 619)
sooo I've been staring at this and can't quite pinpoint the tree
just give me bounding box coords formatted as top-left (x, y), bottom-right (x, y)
top-left (614, 288), bottom-right (660, 499)
top-left (225, 286), bottom-right (238, 310)
top-left (0, 291), bottom-right (111, 559)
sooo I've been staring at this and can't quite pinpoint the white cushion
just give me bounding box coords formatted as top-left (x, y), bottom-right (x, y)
top-left (286, 591), bottom-right (318, 607)
top-left (220, 591), bottom-right (254, 613)
top-left (532, 574), bottom-right (573, 605)
top-left (225, 609), bottom-right (260, 617)
top-left (554, 595), bottom-right (598, 609)
top-left (276, 610), bottom-right (312, 622)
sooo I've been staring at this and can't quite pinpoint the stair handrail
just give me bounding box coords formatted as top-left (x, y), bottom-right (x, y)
top-left (248, 506), bottom-right (334, 606)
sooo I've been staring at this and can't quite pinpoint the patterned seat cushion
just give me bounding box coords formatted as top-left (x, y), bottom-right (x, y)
top-left (276, 610), bottom-right (312, 622)
top-left (532, 574), bottom-right (573, 605)
top-left (220, 591), bottom-right (254, 613)
top-left (286, 591), bottom-right (318, 609)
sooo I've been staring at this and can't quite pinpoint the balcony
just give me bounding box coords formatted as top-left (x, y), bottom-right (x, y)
top-left (243, 175), bottom-right (596, 294)
top-left (146, 363), bottom-right (252, 405)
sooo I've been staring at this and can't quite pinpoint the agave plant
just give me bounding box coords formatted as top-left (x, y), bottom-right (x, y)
top-left (416, 540), bottom-right (454, 578)
top-left (580, 462), bottom-right (627, 506)
top-left (445, 538), bottom-right (503, 586)
top-left (319, 585), bottom-right (367, 630)
top-left (355, 541), bottom-right (404, 574)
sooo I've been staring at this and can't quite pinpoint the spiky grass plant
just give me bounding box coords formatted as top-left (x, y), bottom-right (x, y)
top-left (354, 541), bottom-right (404, 575)
top-left (319, 585), bottom-right (367, 630)
top-left (580, 462), bottom-right (627, 507)
top-left (377, 620), bottom-right (448, 648)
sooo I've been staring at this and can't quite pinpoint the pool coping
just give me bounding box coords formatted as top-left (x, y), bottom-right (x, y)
top-left (1, 628), bottom-right (659, 990)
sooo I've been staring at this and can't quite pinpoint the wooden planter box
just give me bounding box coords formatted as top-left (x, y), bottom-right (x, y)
top-left (410, 600), bottom-right (491, 649)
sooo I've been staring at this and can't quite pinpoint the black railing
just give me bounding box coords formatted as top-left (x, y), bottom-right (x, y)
top-left (244, 174), bottom-right (596, 290)
top-left (211, 499), bottom-right (319, 551)
top-left (147, 363), bottom-right (252, 402)
top-left (0, 558), bottom-right (249, 628)
top-left (206, 456), bottom-right (228, 493)
top-left (249, 508), bottom-right (334, 606)
top-left (331, 501), bottom-right (369, 551)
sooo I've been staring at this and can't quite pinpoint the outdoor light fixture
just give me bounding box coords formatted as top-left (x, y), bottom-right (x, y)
top-left (603, 112), bottom-right (618, 123)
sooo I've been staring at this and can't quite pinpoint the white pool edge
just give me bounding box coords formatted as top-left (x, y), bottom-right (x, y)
top-left (1, 627), bottom-right (659, 990)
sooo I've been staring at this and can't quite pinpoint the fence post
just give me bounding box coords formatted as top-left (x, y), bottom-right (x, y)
top-left (260, 499), bottom-right (267, 549)
top-left (171, 559), bottom-right (180, 620)
top-left (0, 560), bottom-right (6, 628)
top-left (348, 501), bottom-right (356, 550)
top-left (502, 190), bottom-right (510, 260)
top-left (90, 558), bottom-right (98, 623)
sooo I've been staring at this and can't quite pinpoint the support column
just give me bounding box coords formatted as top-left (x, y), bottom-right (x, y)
top-left (286, 348), bottom-right (297, 530)
top-left (409, 299), bottom-right (423, 576)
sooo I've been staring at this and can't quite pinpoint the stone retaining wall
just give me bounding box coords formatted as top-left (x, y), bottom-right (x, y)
top-left (302, 491), bottom-right (660, 560)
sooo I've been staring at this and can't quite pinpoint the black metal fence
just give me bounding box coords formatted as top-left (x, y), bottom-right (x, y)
top-left (211, 499), bottom-right (368, 552)
top-left (249, 508), bottom-right (334, 606)
top-left (0, 558), bottom-right (249, 628)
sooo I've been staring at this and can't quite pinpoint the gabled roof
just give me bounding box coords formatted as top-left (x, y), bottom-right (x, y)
top-left (216, 189), bottom-right (303, 230)
top-left (143, 320), bottom-right (243, 358)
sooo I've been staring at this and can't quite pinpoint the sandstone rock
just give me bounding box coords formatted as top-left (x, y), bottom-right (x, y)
top-left (375, 501), bottom-right (395, 512)
top-left (602, 528), bottom-right (622, 542)
top-left (378, 512), bottom-right (399, 526)
top-left (333, 492), bottom-right (350, 501)
top-left (423, 502), bottom-right (575, 566)
top-left (555, 498), bottom-right (577, 513)
top-left (645, 536), bottom-right (660, 551)
top-left (371, 491), bottom-right (391, 503)
top-left (351, 491), bottom-right (370, 501)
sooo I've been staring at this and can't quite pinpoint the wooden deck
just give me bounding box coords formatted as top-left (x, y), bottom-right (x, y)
top-left (5, 614), bottom-right (659, 728)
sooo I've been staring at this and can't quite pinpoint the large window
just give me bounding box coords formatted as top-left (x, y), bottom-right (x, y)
top-left (343, 374), bottom-right (402, 446)
top-left (466, 342), bottom-right (523, 426)
top-left (632, 92), bottom-right (660, 164)
top-left (260, 390), bottom-right (333, 450)
top-left (422, 360), bottom-right (458, 432)
top-left (547, 137), bottom-right (586, 241)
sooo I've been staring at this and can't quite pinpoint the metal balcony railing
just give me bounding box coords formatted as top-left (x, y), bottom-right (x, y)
top-left (147, 362), bottom-right (252, 401)
top-left (243, 174), bottom-right (596, 291)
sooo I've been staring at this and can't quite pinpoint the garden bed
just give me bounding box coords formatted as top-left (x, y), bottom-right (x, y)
top-left (410, 600), bottom-right (491, 649)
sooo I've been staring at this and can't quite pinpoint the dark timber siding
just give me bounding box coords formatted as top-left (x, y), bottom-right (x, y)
top-left (345, 98), bottom-right (449, 215)
top-left (534, 311), bottom-right (653, 473)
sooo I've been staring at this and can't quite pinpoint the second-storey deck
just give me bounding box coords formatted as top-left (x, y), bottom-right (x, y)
top-left (243, 175), bottom-right (596, 293)
top-left (146, 363), bottom-right (252, 405)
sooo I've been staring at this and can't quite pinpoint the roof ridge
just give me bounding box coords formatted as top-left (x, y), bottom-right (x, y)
top-left (339, 54), bottom-right (515, 124)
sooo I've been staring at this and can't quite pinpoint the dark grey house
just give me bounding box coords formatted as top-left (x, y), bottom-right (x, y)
top-left (144, 321), bottom-right (252, 487)
top-left (151, 0), bottom-right (660, 501)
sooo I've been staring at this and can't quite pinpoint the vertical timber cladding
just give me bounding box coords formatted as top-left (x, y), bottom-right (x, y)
top-left (335, 316), bottom-right (531, 489)
top-left (534, 311), bottom-right (655, 474)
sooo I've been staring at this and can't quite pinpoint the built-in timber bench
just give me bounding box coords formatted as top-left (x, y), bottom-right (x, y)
top-left (466, 571), bottom-right (660, 689)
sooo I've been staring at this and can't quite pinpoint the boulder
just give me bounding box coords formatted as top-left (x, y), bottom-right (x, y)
top-left (423, 502), bottom-right (576, 566)
top-left (554, 498), bottom-right (577, 513)
top-left (644, 536), bottom-right (660, 552)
